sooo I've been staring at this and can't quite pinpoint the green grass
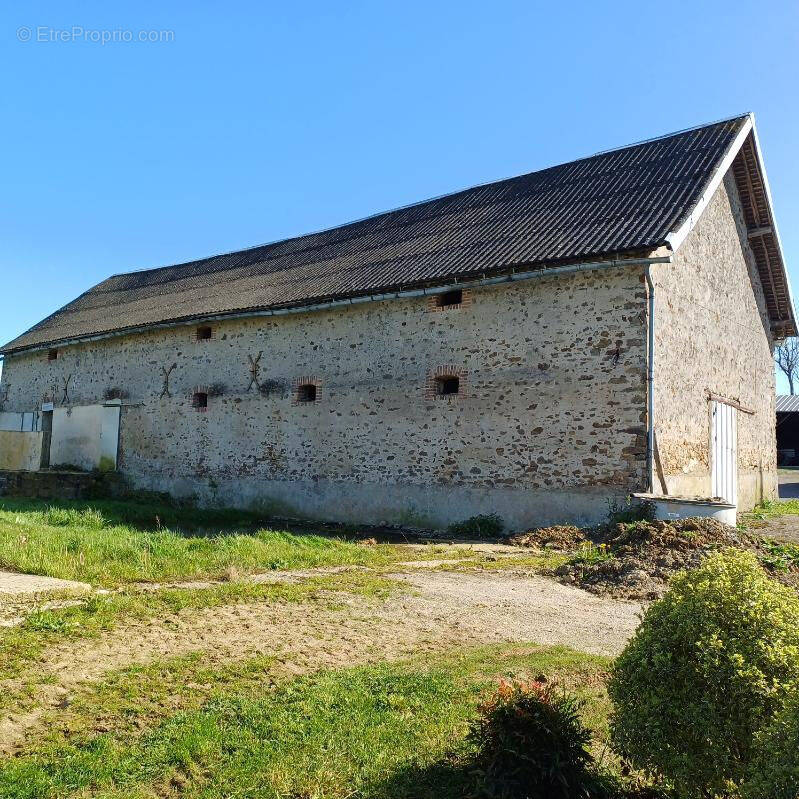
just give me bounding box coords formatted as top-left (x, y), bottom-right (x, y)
top-left (0, 498), bottom-right (402, 586)
top-left (759, 539), bottom-right (799, 572)
top-left (746, 498), bottom-right (799, 519)
top-left (0, 644), bottom-right (611, 799)
top-left (568, 541), bottom-right (614, 567)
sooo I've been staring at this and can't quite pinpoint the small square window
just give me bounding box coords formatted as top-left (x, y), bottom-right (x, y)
top-left (436, 376), bottom-right (460, 396)
top-left (426, 366), bottom-right (467, 400)
top-left (193, 392), bottom-right (208, 410)
top-left (196, 326), bottom-right (213, 341)
top-left (297, 384), bottom-right (317, 403)
top-left (48, 349), bottom-right (58, 361)
top-left (436, 289), bottom-right (463, 309)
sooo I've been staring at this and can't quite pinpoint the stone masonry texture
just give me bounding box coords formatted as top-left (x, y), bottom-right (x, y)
top-left (0, 269), bottom-right (648, 529)
top-left (652, 171), bottom-right (777, 507)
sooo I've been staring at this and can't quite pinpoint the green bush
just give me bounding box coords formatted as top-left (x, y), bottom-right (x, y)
top-left (609, 549), bottom-right (799, 797)
top-left (742, 690), bottom-right (799, 799)
top-left (760, 539), bottom-right (799, 572)
top-left (448, 513), bottom-right (504, 538)
top-left (569, 542), bottom-right (613, 567)
top-left (468, 679), bottom-right (608, 799)
top-left (606, 495), bottom-right (654, 525)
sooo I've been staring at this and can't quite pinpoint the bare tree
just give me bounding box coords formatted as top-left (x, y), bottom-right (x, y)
top-left (776, 338), bottom-right (799, 394)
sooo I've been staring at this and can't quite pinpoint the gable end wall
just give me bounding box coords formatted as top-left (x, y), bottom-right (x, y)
top-left (653, 169), bottom-right (777, 508)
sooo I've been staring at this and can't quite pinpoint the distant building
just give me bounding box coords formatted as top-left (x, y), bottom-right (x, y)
top-left (0, 114), bottom-right (794, 527)
top-left (776, 395), bottom-right (799, 466)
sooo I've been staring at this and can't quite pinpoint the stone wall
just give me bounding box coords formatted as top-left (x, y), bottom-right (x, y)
top-left (0, 269), bottom-right (649, 528)
top-left (0, 469), bottom-right (126, 500)
top-left (0, 164), bottom-right (779, 524)
top-left (651, 170), bottom-right (777, 508)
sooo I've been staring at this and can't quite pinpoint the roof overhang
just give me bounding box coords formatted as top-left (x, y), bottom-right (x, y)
top-left (0, 256), bottom-right (671, 358)
top-left (666, 113), bottom-right (796, 338)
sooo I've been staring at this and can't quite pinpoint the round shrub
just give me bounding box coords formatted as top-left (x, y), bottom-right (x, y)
top-left (468, 678), bottom-right (608, 798)
top-left (742, 690), bottom-right (799, 799)
top-left (609, 549), bottom-right (799, 797)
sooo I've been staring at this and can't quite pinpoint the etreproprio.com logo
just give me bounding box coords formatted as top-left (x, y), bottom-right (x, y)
top-left (17, 26), bottom-right (175, 44)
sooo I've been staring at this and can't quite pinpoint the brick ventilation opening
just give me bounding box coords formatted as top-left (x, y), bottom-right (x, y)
top-left (293, 377), bottom-right (322, 404)
top-left (297, 384), bottom-right (317, 402)
top-left (425, 365), bottom-right (468, 400)
top-left (192, 391), bottom-right (208, 411)
top-left (437, 289), bottom-right (462, 307)
top-left (196, 326), bottom-right (213, 340)
top-left (47, 349), bottom-right (58, 361)
top-left (427, 288), bottom-right (472, 312)
top-left (436, 376), bottom-right (459, 395)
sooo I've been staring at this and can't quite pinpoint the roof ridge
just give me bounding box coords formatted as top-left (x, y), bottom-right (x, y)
top-left (590, 112), bottom-right (751, 157)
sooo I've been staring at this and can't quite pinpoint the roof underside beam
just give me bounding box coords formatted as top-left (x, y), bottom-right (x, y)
top-left (730, 133), bottom-right (796, 338)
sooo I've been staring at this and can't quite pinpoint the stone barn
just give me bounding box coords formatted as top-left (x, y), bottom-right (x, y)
top-left (0, 113), bottom-right (794, 528)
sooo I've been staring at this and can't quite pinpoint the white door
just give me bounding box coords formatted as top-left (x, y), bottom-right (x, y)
top-left (711, 401), bottom-right (737, 504)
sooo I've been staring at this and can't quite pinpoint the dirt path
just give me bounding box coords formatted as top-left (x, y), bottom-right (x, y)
top-left (747, 515), bottom-right (799, 544)
top-left (742, 477), bottom-right (799, 542)
top-left (0, 570), bottom-right (90, 598)
top-left (0, 570), bottom-right (640, 754)
top-left (0, 572), bottom-right (93, 627)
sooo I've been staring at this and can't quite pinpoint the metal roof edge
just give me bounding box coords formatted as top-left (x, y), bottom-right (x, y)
top-left (664, 114), bottom-right (754, 252)
top-left (776, 395), bottom-right (799, 413)
top-left (665, 113), bottom-right (796, 337)
top-left (590, 112), bottom-right (750, 158)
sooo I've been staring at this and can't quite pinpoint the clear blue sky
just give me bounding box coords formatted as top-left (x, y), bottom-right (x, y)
top-left (1, 0), bottom-right (798, 389)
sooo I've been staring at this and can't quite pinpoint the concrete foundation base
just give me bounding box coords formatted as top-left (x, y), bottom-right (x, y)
top-left (125, 472), bottom-right (636, 530)
top-left (0, 470), bottom-right (126, 500)
top-left (660, 469), bottom-right (775, 513)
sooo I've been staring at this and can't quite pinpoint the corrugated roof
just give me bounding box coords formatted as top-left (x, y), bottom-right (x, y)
top-left (776, 395), bottom-right (799, 413)
top-left (2, 113), bottom-right (793, 354)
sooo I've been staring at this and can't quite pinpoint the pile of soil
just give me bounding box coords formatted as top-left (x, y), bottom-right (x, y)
top-left (507, 525), bottom-right (586, 550)
top-left (510, 517), bottom-right (791, 601)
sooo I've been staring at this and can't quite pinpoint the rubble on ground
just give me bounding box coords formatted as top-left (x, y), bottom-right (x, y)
top-left (509, 517), bottom-right (796, 601)
top-left (506, 525), bottom-right (586, 550)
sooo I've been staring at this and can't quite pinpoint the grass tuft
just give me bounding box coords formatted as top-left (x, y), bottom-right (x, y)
top-left (0, 498), bottom-right (398, 586)
top-left (748, 499), bottom-right (799, 519)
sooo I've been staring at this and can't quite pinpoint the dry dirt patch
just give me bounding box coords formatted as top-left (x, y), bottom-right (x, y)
top-left (0, 569), bottom-right (640, 754)
top-left (0, 571), bottom-right (93, 627)
top-left (393, 570), bottom-right (640, 654)
top-left (747, 514), bottom-right (799, 544)
top-left (0, 571), bottom-right (91, 597)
